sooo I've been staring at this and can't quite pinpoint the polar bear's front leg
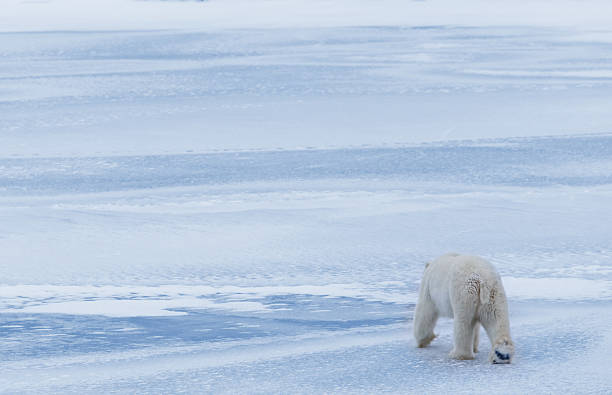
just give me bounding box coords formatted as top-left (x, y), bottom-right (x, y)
top-left (414, 293), bottom-right (438, 348)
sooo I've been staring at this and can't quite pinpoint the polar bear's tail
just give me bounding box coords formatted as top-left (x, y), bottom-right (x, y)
top-left (479, 278), bottom-right (494, 305)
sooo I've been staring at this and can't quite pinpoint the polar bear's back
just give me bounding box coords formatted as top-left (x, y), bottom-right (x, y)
top-left (424, 253), bottom-right (503, 317)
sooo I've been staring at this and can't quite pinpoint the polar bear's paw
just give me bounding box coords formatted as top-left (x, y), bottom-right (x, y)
top-left (489, 337), bottom-right (514, 364)
top-left (416, 333), bottom-right (437, 348)
top-left (449, 349), bottom-right (475, 360)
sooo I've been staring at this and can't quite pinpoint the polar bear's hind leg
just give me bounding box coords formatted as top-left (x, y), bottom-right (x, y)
top-left (448, 284), bottom-right (479, 360)
top-left (490, 336), bottom-right (514, 364)
top-left (472, 322), bottom-right (480, 353)
top-left (495, 350), bottom-right (510, 361)
top-left (449, 317), bottom-right (477, 360)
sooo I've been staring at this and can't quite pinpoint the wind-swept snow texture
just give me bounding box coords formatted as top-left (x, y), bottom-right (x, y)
top-left (1, 0), bottom-right (612, 393)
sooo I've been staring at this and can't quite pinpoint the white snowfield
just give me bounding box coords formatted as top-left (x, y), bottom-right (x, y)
top-left (1, 0), bottom-right (612, 393)
top-left (3, 0), bottom-right (612, 32)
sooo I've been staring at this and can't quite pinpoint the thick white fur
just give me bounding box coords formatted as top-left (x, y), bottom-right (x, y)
top-left (414, 253), bottom-right (515, 363)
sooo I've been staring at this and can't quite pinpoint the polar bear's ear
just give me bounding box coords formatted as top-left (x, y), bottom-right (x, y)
top-left (425, 261), bottom-right (431, 269)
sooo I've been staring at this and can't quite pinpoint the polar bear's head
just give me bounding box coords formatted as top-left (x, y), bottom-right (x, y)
top-left (490, 337), bottom-right (514, 364)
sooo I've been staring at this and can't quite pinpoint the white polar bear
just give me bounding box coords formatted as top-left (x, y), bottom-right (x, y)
top-left (414, 253), bottom-right (515, 363)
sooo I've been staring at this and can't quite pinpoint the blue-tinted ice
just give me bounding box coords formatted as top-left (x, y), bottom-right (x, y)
top-left (1, 21), bottom-right (612, 394)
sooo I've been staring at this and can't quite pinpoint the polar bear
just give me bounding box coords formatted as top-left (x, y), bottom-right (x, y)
top-left (414, 253), bottom-right (514, 363)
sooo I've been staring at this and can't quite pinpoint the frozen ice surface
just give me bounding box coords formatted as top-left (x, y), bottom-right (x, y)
top-left (3, 23), bottom-right (612, 157)
top-left (2, 0), bottom-right (612, 393)
top-left (2, 135), bottom-right (612, 393)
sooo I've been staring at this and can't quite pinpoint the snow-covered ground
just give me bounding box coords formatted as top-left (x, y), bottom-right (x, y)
top-left (1, 0), bottom-right (612, 393)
